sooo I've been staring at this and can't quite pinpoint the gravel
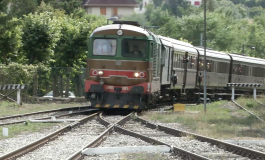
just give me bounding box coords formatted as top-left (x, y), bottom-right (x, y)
top-left (1, 113), bottom-right (264, 160)
top-left (83, 131), bottom-right (179, 160)
top-left (142, 119), bottom-right (265, 155)
top-left (123, 120), bottom-right (251, 160)
top-left (102, 115), bottom-right (126, 124)
top-left (16, 118), bottom-right (105, 160)
top-left (0, 123), bottom-right (69, 156)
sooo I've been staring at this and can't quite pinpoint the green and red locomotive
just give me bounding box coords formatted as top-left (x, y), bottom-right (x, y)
top-left (85, 20), bottom-right (265, 110)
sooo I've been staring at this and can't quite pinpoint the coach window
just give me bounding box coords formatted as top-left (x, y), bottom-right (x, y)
top-left (93, 39), bottom-right (117, 56)
top-left (122, 39), bottom-right (147, 58)
top-left (241, 65), bottom-right (248, 76)
top-left (205, 60), bottom-right (214, 72)
top-left (150, 43), bottom-right (153, 58)
top-left (198, 58), bottom-right (204, 71)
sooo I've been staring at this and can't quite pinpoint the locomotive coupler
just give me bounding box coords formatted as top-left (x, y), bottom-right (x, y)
top-left (114, 87), bottom-right (122, 99)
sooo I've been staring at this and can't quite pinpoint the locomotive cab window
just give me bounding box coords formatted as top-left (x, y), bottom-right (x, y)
top-left (122, 39), bottom-right (147, 58)
top-left (93, 39), bottom-right (117, 56)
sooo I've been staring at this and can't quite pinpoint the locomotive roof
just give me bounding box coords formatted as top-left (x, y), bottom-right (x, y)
top-left (229, 53), bottom-right (265, 66)
top-left (90, 24), bottom-right (152, 37)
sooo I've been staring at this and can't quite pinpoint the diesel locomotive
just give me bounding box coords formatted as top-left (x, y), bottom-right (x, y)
top-left (85, 20), bottom-right (265, 110)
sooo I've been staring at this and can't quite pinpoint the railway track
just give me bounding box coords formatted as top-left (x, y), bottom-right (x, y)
top-left (1, 110), bottom-right (264, 160)
top-left (0, 106), bottom-right (96, 126)
top-left (0, 112), bottom-right (101, 160)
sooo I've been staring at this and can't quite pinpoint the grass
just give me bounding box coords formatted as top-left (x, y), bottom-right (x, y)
top-left (143, 99), bottom-right (265, 139)
top-left (235, 96), bottom-right (265, 119)
top-left (0, 101), bottom-right (83, 140)
top-left (0, 101), bottom-right (83, 117)
top-left (0, 123), bottom-right (57, 140)
top-left (257, 94), bottom-right (265, 104)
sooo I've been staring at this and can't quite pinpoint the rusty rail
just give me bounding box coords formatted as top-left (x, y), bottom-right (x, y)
top-left (135, 114), bottom-right (265, 160)
top-left (0, 112), bottom-right (99, 160)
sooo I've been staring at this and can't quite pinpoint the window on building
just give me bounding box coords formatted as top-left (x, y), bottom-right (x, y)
top-left (113, 8), bottom-right (118, 16)
top-left (100, 7), bottom-right (106, 15)
top-left (194, 1), bottom-right (200, 5)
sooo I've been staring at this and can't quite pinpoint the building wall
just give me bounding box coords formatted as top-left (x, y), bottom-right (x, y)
top-left (86, 6), bottom-right (135, 18)
top-left (189, 0), bottom-right (202, 6)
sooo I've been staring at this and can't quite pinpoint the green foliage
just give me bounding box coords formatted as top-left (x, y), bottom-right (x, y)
top-left (164, 0), bottom-right (192, 17)
top-left (9, 0), bottom-right (39, 18)
top-left (0, 13), bottom-right (22, 65)
top-left (0, 63), bottom-right (38, 85)
top-left (53, 8), bottom-right (106, 68)
top-left (246, 102), bottom-right (254, 108)
top-left (21, 11), bottom-right (61, 64)
top-left (42, 0), bottom-right (82, 15)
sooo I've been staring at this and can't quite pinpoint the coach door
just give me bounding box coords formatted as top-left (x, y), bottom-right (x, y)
top-left (182, 52), bottom-right (189, 91)
top-left (161, 46), bottom-right (171, 85)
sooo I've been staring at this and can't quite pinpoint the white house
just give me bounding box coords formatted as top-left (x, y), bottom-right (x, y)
top-left (82, 0), bottom-right (138, 18)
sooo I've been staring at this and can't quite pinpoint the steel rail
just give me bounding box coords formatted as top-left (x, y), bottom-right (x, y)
top-left (135, 114), bottom-right (265, 160)
top-left (232, 100), bottom-right (265, 123)
top-left (68, 112), bottom-right (119, 160)
top-left (0, 109), bottom-right (98, 126)
top-left (0, 112), bottom-right (99, 160)
top-left (114, 125), bottom-right (208, 160)
top-left (68, 112), bottom-right (208, 160)
top-left (0, 105), bottom-right (92, 120)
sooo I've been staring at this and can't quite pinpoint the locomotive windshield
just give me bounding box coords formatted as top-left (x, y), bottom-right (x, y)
top-left (122, 39), bottom-right (147, 58)
top-left (93, 39), bottom-right (117, 56)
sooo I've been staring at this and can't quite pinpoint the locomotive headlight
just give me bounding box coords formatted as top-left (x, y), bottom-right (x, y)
top-left (134, 72), bottom-right (139, 78)
top-left (98, 70), bottom-right (104, 76)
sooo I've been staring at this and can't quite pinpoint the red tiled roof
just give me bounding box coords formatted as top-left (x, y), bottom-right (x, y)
top-left (82, 0), bottom-right (138, 7)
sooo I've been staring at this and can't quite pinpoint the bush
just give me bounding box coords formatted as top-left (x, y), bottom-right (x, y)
top-left (246, 102), bottom-right (254, 108)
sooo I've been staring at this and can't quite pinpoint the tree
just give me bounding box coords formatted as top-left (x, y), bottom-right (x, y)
top-left (21, 11), bottom-right (61, 64)
top-left (0, 13), bottom-right (22, 65)
top-left (153, 0), bottom-right (162, 7)
top-left (41, 0), bottom-right (82, 15)
top-left (164, 0), bottom-right (191, 17)
top-left (6, 0), bottom-right (39, 18)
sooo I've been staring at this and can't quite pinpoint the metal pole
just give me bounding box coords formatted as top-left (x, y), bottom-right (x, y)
top-left (253, 87), bottom-right (256, 100)
top-left (200, 33), bottom-right (203, 47)
top-left (232, 86), bottom-right (235, 100)
top-left (17, 89), bottom-right (21, 105)
top-left (203, 0), bottom-right (207, 112)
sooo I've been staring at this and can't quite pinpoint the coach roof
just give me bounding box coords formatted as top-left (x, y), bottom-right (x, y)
top-left (90, 24), bottom-right (152, 37)
top-left (229, 53), bottom-right (265, 66)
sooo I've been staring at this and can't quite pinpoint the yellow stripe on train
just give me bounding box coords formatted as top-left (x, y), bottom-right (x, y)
top-left (104, 104), bottom-right (110, 108)
top-left (123, 105), bottom-right (129, 108)
top-left (133, 105), bottom-right (139, 109)
top-left (95, 104), bottom-right (101, 108)
top-left (113, 105), bottom-right (120, 108)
